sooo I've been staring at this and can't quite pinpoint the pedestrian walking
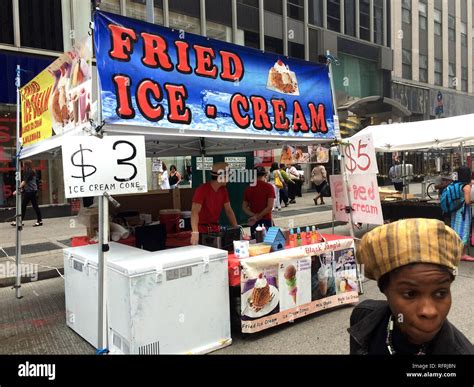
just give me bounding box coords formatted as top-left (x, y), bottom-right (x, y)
top-left (389, 159), bottom-right (403, 192)
top-left (311, 164), bottom-right (327, 205)
top-left (449, 166), bottom-right (472, 261)
top-left (269, 162), bottom-right (283, 211)
top-left (11, 160), bottom-right (43, 227)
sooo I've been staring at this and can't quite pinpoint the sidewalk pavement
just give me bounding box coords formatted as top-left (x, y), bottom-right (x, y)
top-left (1, 259), bottom-right (473, 354)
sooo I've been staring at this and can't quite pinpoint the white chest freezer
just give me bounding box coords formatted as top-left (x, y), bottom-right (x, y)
top-left (106, 245), bottom-right (231, 354)
top-left (63, 242), bottom-right (149, 348)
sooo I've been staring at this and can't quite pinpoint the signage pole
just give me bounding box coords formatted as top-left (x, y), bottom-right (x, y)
top-left (326, 51), bottom-right (363, 294)
top-left (15, 65), bottom-right (22, 299)
top-left (326, 51), bottom-right (355, 239)
top-left (331, 147), bottom-right (335, 234)
top-left (95, 64), bottom-right (109, 353)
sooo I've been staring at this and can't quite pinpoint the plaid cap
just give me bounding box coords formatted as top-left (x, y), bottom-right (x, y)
top-left (357, 218), bottom-right (462, 281)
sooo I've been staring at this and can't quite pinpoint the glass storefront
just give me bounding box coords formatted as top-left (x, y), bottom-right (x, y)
top-left (0, 106), bottom-right (67, 208)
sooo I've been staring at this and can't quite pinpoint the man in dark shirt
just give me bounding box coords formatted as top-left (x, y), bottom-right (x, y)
top-left (349, 218), bottom-right (474, 355)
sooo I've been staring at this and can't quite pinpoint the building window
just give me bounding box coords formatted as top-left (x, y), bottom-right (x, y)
top-left (374, 0), bottom-right (384, 45)
top-left (419, 54), bottom-right (428, 83)
top-left (244, 30), bottom-right (259, 49)
top-left (20, 0), bottom-right (63, 51)
top-left (418, 1), bottom-right (427, 30)
top-left (461, 66), bottom-right (468, 91)
top-left (449, 62), bottom-right (456, 89)
top-left (327, 0), bottom-right (341, 33)
top-left (238, 0), bottom-right (259, 7)
top-left (402, 49), bottom-right (412, 79)
top-left (127, 0), bottom-right (147, 21)
top-left (402, 0), bottom-right (411, 25)
top-left (344, 0), bottom-right (356, 37)
top-left (434, 59), bottom-right (443, 86)
top-left (97, 0), bottom-right (121, 15)
top-left (265, 36), bottom-right (283, 54)
top-left (265, 0), bottom-right (282, 14)
top-left (169, 12), bottom-right (201, 35)
top-left (434, 9), bottom-right (442, 36)
top-left (359, 0), bottom-right (370, 41)
top-left (333, 53), bottom-right (381, 98)
top-left (0, 0), bottom-right (13, 44)
top-left (288, 0), bottom-right (304, 21)
top-left (448, 15), bottom-right (455, 41)
top-left (461, 22), bottom-right (467, 46)
top-left (309, 0), bottom-right (324, 26)
top-left (289, 41), bottom-right (305, 59)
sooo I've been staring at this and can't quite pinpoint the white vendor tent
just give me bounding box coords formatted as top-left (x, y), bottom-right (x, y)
top-left (355, 114), bottom-right (474, 152)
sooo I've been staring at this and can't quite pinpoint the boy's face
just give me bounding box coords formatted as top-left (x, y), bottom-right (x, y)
top-left (384, 263), bottom-right (452, 345)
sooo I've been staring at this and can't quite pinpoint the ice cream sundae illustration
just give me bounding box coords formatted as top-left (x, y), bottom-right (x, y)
top-left (284, 265), bottom-right (298, 304)
top-left (267, 59), bottom-right (299, 95)
top-left (250, 273), bottom-right (272, 311)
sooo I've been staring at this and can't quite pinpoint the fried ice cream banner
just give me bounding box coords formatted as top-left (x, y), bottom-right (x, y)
top-left (94, 11), bottom-right (335, 139)
top-left (20, 39), bottom-right (92, 147)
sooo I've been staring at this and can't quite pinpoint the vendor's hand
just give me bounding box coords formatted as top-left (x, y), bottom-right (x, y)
top-left (248, 216), bottom-right (257, 226)
top-left (190, 231), bottom-right (199, 245)
top-left (12, 190), bottom-right (16, 196)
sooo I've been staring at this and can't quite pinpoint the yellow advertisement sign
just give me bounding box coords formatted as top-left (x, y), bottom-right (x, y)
top-left (20, 39), bottom-right (92, 147)
top-left (20, 71), bottom-right (55, 146)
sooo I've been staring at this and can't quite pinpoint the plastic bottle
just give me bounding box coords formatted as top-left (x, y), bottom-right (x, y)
top-left (306, 226), bottom-right (312, 245)
top-left (296, 227), bottom-right (302, 246)
top-left (300, 227), bottom-right (307, 245)
top-left (256, 224), bottom-right (263, 243)
top-left (289, 229), bottom-right (297, 248)
top-left (311, 225), bottom-right (319, 244)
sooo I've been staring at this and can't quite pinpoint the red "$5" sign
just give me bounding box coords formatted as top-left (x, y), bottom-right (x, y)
top-left (343, 134), bottom-right (378, 175)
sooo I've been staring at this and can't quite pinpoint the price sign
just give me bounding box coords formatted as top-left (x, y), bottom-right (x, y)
top-left (343, 133), bottom-right (378, 175)
top-left (62, 136), bottom-right (148, 198)
top-left (330, 174), bottom-right (383, 225)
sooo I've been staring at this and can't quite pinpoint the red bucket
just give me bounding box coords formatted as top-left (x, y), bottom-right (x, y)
top-left (159, 209), bottom-right (181, 234)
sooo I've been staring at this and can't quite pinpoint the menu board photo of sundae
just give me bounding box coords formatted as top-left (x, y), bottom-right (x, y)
top-left (241, 271), bottom-right (280, 319)
top-left (266, 60), bottom-right (300, 95)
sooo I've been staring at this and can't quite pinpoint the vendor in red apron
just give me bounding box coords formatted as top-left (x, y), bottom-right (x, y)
top-left (190, 162), bottom-right (238, 245)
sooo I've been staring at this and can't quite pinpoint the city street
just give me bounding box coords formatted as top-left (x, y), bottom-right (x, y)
top-left (1, 189), bottom-right (474, 355)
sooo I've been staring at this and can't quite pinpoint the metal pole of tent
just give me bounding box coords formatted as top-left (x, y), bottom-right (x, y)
top-left (95, 61), bottom-right (109, 353)
top-left (331, 146), bottom-right (335, 234)
top-left (326, 51), bottom-right (355, 239)
top-left (326, 51), bottom-right (362, 293)
top-left (200, 137), bottom-right (206, 183)
top-left (14, 65), bottom-right (22, 299)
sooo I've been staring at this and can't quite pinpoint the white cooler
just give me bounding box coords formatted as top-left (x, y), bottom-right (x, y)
top-left (107, 245), bottom-right (231, 354)
top-left (63, 242), bottom-right (149, 348)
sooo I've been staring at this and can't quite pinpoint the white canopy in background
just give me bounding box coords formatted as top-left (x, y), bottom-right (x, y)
top-left (354, 114), bottom-right (474, 152)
